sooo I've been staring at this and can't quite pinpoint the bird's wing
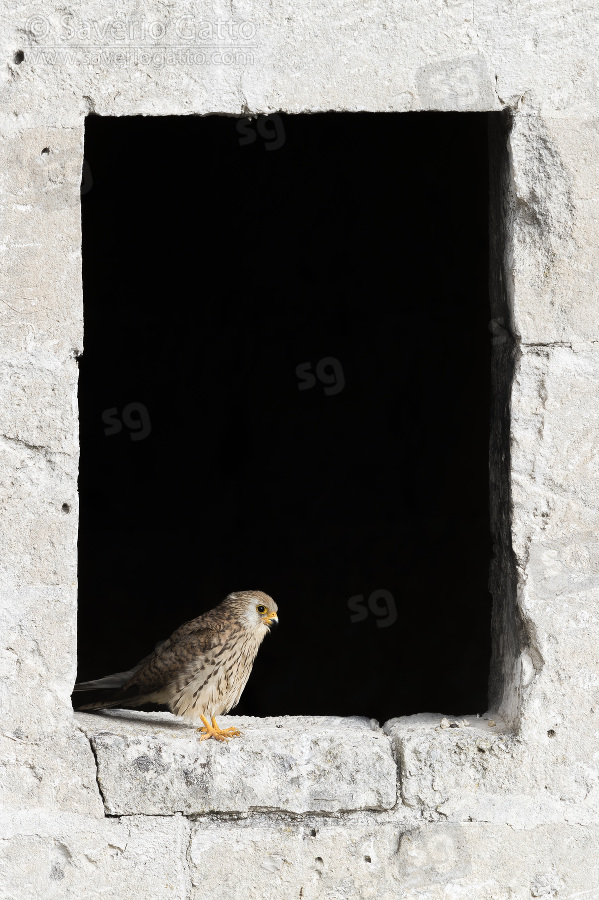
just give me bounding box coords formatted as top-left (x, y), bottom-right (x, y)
top-left (107, 617), bottom-right (223, 705)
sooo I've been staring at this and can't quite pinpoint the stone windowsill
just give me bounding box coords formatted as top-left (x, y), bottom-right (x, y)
top-left (76, 709), bottom-right (512, 821)
top-left (75, 710), bottom-right (399, 816)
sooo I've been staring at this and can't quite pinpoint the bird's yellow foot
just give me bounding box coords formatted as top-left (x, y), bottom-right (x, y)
top-left (197, 714), bottom-right (242, 742)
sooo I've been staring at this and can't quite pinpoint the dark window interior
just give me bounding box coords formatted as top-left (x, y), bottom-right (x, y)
top-left (76, 112), bottom-right (492, 723)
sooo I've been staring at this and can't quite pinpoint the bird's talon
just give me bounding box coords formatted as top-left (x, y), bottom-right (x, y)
top-left (196, 715), bottom-right (242, 742)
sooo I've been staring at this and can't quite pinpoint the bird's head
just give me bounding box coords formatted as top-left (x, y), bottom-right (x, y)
top-left (225, 590), bottom-right (279, 634)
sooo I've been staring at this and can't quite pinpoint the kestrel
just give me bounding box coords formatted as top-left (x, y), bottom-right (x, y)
top-left (73, 590), bottom-right (279, 742)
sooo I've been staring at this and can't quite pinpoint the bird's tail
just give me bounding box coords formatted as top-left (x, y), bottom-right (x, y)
top-left (73, 669), bottom-right (139, 692)
top-left (73, 639), bottom-right (167, 711)
top-left (75, 695), bottom-right (151, 711)
top-left (75, 697), bottom-right (130, 711)
top-left (73, 665), bottom-right (144, 711)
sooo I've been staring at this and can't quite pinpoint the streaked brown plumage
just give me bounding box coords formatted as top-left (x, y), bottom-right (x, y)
top-left (73, 590), bottom-right (278, 741)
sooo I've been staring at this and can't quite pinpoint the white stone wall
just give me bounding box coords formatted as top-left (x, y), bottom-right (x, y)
top-left (1, 1), bottom-right (598, 896)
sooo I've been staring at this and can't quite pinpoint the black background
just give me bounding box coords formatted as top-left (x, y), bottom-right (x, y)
top-left (76, 111), bottom-right (493, 723)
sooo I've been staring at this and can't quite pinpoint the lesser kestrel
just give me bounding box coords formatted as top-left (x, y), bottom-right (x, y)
top-left (73, 590), bottom-right (278, 741)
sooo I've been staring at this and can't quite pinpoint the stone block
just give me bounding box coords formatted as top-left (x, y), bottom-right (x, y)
top-left (0, 724), bottom-right (104, 817)
top-left (0, 126), bottom-right (83, 356)
top-left (395, 822), bottom-right (599, 899)
top-left (0, 811), bottom-right (190, 900)
top-left (189, 817), bottom-right (403, 900)
top-left (496, 114), bottom-right (599, 345)
top-left (188, 818), bottom-right (599, 899)
top-left (0, 587), bottom-right (79, 731)
top-left (76, 710), bottom-right (397, 816)
top-left (384, 713), bottom-right (599, 826)
top-left (509, 345), bottom-right (599, 739)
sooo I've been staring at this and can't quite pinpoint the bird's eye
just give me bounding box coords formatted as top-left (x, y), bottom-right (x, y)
top-left (256, 605), bottom-right (266, 614)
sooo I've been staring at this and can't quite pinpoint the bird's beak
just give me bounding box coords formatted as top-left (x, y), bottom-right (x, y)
top-left (265, 612), bottom-right (279, 630)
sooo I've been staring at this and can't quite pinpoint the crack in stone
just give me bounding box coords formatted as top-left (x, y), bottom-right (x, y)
top-left (0, 435), bottom-right (74, 481)
top-left (182, 816), bottom-right (193, 900)
top-left (86, 734), bottom-right (109, 814)
top-left (503, 337), bottom-right (599, 350)
top-left (0, 434), bottom-right (49, 453)
top-left (522, 341), bottom-right (574, 348)
top-left (0, 433), bottom-right (70, 457)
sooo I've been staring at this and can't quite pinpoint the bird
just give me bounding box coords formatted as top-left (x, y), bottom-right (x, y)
top-left (73, 590), bottom-right (279, 742)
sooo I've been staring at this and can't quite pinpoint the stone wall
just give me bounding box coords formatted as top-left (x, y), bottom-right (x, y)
top-left (1, 1), bottom-right (598, 896)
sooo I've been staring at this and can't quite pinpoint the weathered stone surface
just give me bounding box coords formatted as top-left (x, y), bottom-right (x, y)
top-left (76, 710), bottom-right (397, 815)
top-left (1, 0), bottom-right (599, 895)
top-left (385, 713), bottom-right (599, 827)
top-left (0, 120), bottom-right (85, 816)
top-left (507, 346), bottom-right (599, 741)
top-left (0, 724), bottom-right (104, 817)
top-left (2, 0), bottom-right (596, 120)
top-left (189, 817), bottom-right (403, 900)
top-left (0, 586), bottom-right (102, 816)
top-left (188, 818), bottom-right (599, 899)
top-left (506, 114), bottom-right (599, 345)
top-left (394, 822), bottom-right (599, 899)
top-left (0, 811), bottom-right (190, 899)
